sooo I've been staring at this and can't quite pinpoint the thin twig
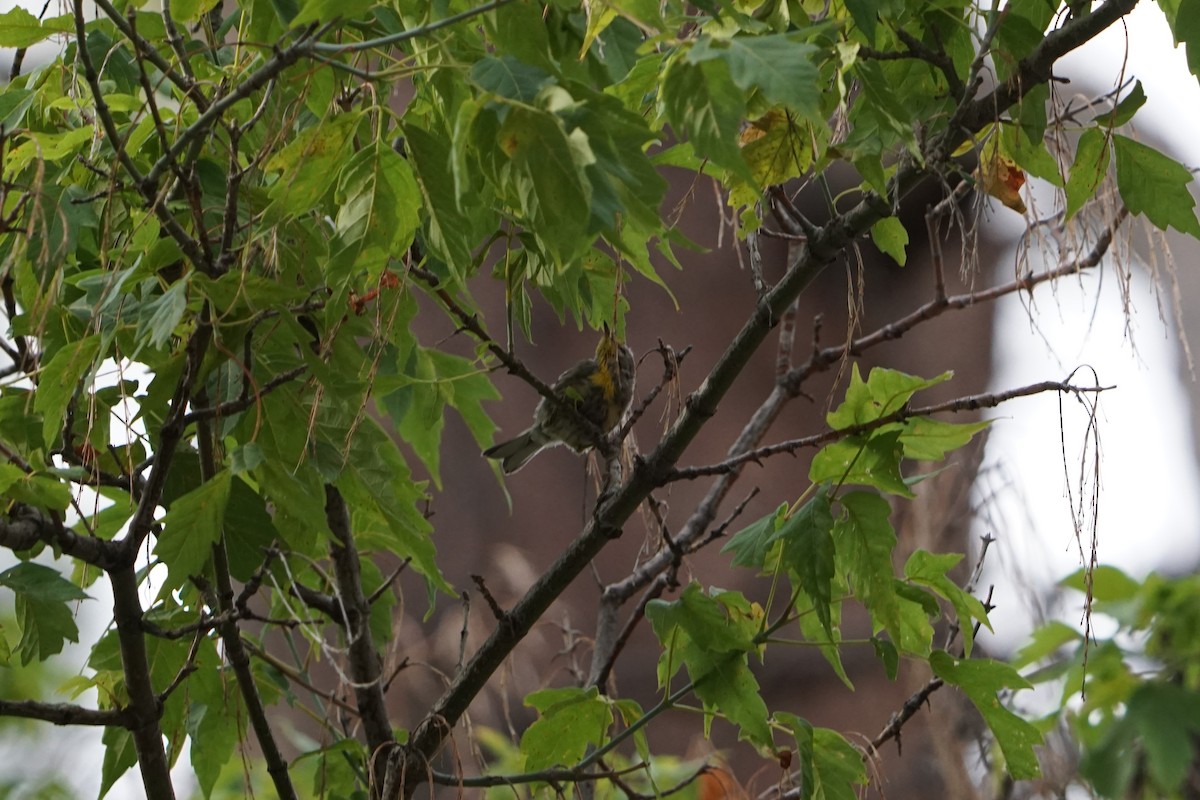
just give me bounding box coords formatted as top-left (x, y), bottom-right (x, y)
top-left (471, 575), bottom-right (506, 621)
top-left (670, 381), bottom-right (1111, 480)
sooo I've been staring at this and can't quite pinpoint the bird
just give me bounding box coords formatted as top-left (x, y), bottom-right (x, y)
top-left (484, 327), bottom-right (636, 474)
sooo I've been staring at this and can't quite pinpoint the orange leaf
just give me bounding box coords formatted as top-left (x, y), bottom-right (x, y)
top-left (978, 151), bottom-right (1027, 214)
top-left (699, 767), bottom-right (749, 800)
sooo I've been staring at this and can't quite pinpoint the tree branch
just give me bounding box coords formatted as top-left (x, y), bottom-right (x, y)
top-left (325, 484), bottom-right (396, 780)
top-left (196, 409), bottom-right (299, 800)
top-left (118, 321), bottom-right (212, 562)
top-left (0, 698), bottom-right (133, 727)
top-left (110, 566), bottom-right (176, 798)
top-left (0, 504), bottom-right (125, 570)
top-left (311, 0), bottom-right (515, 54)
top-left (182, 364), bottom-right (307, 424)
top-left (670, 381), bottom-right (1110, 480)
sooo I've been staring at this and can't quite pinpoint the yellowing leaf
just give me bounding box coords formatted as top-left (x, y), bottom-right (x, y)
top-left (580, 1), bottom-right (618, 57)
top-left (730, 108), bottom-right (812, 209)
top-left (978, 135), bottom-right (1028, 214)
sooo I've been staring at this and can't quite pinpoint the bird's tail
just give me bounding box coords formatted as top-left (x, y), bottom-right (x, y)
top-left (483, 428), bottom-right (553, 474)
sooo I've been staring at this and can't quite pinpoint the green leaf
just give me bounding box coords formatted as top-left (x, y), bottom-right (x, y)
top-left (383, 347), bottom-right (500, 488)
top-left (1109, 80), bottom-right (1146, 126)
top-left (223, 476), bottom-right (279, 583)
top-left (291, 0), bottom-right (374, 25)
top-left (612, 698), bottom-right (651, 762)
top-left (170, 0), bottom-right (222, 22)
top-left (899, 418), bottom-right (990, 461)
top-left (0, 562), bottom-right (89, 602)
top-left (187, 651), bottom-right (245, 797)
top-left (0, 88), bottom-right (35, 130)
top-left (156, 470), bottom-right (233, 590)
top-left (0, 6), bottom-right (61, 46)
top-left (810, 432), bottom-right (912, 497)
top-left (392, 348), bottom-right (445, 487)
top-left (137, 278), bottom-right (191, 351)
top-left (796, 588), bottom-right (853, 689)
top-left (498, 106), bottom-right (593, 261)
top-left (35, 335), bottom-right (102, 448)
top-left (520, 686), bottom-right (612, 771)
top-left (0, 563), bottom-right (88, 664)
top-left (776, 490), bottom-right (836, 637)
top-left (1113, 134), bottom-right (1200, 238)
top-left (843, 0), bottom-right (880, 44)
top-left (0, 464), bottom-right (73, 511)
top-left (1162, 0), bottom-right (1200, 78)
top-left (692, 652), bottom-right (773, 748)
top-left (338, 418), bottom-right (452, 600)
top-left (646, 583), bottom-right (756, 654)
top-left (402, 121), bottom-right (475, 278)
top-left (1126, 683), bottom-right (1200, 791)
top-left (893, 582), bottom-right (937, 656)
top-left (930, 650), bottom-right (1042, 779)
top-left (723, 502), bottom-right (787, 569)
top-left (646, 586), bottom-right (771, 747)
top-left (469, 55), bottom-right (554, 103)
top-left (1012, 620), bottom-right (1082, 669)
top-left (904, 550), bottom-right (991, 656)
top-left (1060, 564), bottom-right (1139, 601)
top-left (100, 726), bottom-right (138, 798)
top-left (827, 364), bottom-right (951, 429)
top-left (255, 459), bottom-right (326, 554)
top-left (688, 35), bottom-right (821, 118)
top-left (835, 491), bottom-right (901, 642)
top-left (430, 350), bottom-right (500, 450)
top-left (230, 443), bottom-right (265, 475)
top-left (871, 637), bottom-right (898, 680)
top-left (1065, 127), bottom-right (1110, 221)
top-left (870, 217), bottom-right (908, 266)
top-left (266, 113), bottom-right (360, 219)
top-left (779, 713), bottom-right (868, 800)
top-left (328, 142), bottom-right (421, 283)
top-left (1000, 100), bottom-right (1063, 188)
top-left (661, 56), bottom-right (753, 182)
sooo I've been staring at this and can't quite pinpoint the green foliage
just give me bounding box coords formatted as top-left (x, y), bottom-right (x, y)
top-left (0, 564), bottom-right (89, 665)
top-left (521, 687), bottom-right (613, 771)
top-left (647, 584), bottom-right (772, 748)
top-left (778, 713), bottom-right (868, 800)
top-left (0, 0), bottom-right (1192, 797)
top-left (1023, 568), bottom-right (1200, 798)
top-left (930, 651), bottom-right (1041, 779)
top-left (1113, 134), bottom-right (1200, 238)
top-left (717, 369), bottom-right (1005, 779)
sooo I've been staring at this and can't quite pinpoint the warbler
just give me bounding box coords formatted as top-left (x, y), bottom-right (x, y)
top-left (484, 327), bottom-right (636, 474)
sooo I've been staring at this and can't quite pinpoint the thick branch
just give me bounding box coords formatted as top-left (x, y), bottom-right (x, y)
top-left (111, 566), bottom-right (176, 799)
top-left (325, 484), bottom-right (396, 776)
top-left (0, 504), bottom-right (125, 570)
top-left (0, 698), bottom-right (132, 727)
top-left (958, 0), bottom-right (1141, 137)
